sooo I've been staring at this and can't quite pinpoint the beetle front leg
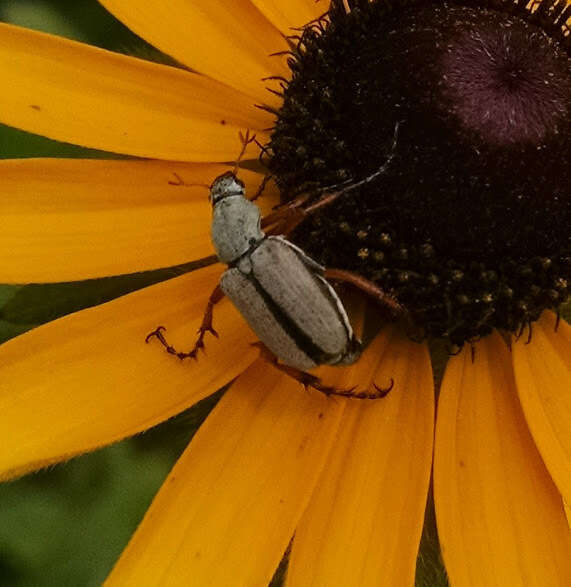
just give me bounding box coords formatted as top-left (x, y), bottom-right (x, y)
top-left (253, 342), bottom-right (392, 400)
top-left (260, 196), bottom-right (310, 235)
top-left (249, 173), bottom-right (273, 202)
top-left (261, 188), bottom-right (357, 236)
top-left (146, 285), bottom-right (225, 360)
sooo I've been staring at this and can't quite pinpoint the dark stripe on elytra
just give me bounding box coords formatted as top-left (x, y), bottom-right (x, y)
top-left (245, 272), bottom-right (335, 365)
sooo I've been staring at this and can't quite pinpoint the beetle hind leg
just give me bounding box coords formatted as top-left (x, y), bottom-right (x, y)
top-left (305, 374), bottom-right (394, 400)
top-left (316, 377), bottom-right (394, 400)
top-left (254, 342), bottom-right (391, 400)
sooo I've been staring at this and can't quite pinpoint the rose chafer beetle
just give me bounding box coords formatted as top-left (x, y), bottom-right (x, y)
top-left (147, 131), bottom-right (403, 398)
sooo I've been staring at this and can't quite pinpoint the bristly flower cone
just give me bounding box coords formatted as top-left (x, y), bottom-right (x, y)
top-left (267, 0), bottom-right (570, 346)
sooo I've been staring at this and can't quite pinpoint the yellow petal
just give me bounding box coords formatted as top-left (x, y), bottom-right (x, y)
top-left (250, 0), bottom-right (327, 35)
top-left (99, 0), bottom-right (289, 105)
top-left (287, 327), bottom-right (434, 587)
top-left (105, 360), bottom-right (345, 586)
top-left (0, 22), bottom-right (271, 161)
top-left (0, 159), bottom-right (278, 283)
top-left (434, 333), bottom-right (571, 586)
top-left (0, 265), bottom-right (261, 481)
top-left (512, 312), bottom-right (571, 505)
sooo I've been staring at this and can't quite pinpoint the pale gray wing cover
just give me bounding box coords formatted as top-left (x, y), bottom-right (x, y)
top-left (220, 268), bottom-right (316, 370)
top-left (250, 237), bottom-right (353, 357)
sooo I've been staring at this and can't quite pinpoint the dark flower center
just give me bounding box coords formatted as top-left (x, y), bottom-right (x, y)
top-left (266, 0), bottom-right (570, 346)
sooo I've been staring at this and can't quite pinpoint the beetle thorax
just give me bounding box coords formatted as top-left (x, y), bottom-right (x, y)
top-left (211, 196), bottom-right (265, 264)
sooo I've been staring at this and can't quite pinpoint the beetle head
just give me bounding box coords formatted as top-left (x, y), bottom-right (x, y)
top-left (210, 171), bottom-right (246, 205)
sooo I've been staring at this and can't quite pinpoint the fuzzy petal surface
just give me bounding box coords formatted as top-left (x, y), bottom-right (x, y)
top-left (99, 0), bottom-right (289, 105)
top-left (287, 327), bottom-right (434, 587)
top-left (0, 22), bottom-right (270, 161)
top-left (0, 159), bottom-right (277, 283)
top-left (434, 332), bottom-right (571, 587)
top-left (512, 313), bottom-right (571, 505)
top-left (0, 265), bottom-right (260, 481)
top-left (105, 360), bottom-right (345, 586)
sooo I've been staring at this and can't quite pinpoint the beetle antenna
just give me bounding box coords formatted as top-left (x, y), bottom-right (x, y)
top-left (233, 129), bottom-right (257, 174)
top-left (312, 120), bottom-right (401, 198)
top-left (298, 121), bottom-right (401, 217)
top-left (339, 120), bottom-right (400, 194)
top-left (168, 172), bottom-right (210, 189)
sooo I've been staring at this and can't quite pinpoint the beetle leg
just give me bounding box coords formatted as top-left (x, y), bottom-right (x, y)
top-left (330, 379), bottom-right (394, 400)
top-left (192, 284), bottom-right (225, 352)
top-left (260, 195), bottom-right (310, 233)
top-left (262, 190), bottom-right (352, 235)
top-left (253, 342), bottom-right (391, 400)
top-left (324, 268), bottom-right (405, 320)
top-left (249, 172), bottom-right (273, 202)
top-left (168, 172), bottom-right (185, 186)
top-left (261, 189), bottom-right (353, 236)
top-left (146, 285), bottom-right (225, 360)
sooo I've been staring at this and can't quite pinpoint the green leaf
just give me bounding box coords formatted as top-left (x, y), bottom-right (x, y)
top-left (0, 392), bottom-right (222, 587)
top-left (0, 259), bottom-right (215, 328)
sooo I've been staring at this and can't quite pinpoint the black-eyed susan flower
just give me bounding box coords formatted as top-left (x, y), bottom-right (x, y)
top-left (0, 0), bottom-right (569, 584)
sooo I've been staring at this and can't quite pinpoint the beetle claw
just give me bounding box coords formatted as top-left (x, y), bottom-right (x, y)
top-left (145, 325), bottom-right (166, 344)
top-left (201, 325), bottom-right (218, 338)
top-left (324, 381), bottom-right (393, 400)
top-left (296, 374), bottom-right (365, 400)
top-left (371, 378), bottom-right (395, 398)
top-left (145, 324), bottom-right (209, 361)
